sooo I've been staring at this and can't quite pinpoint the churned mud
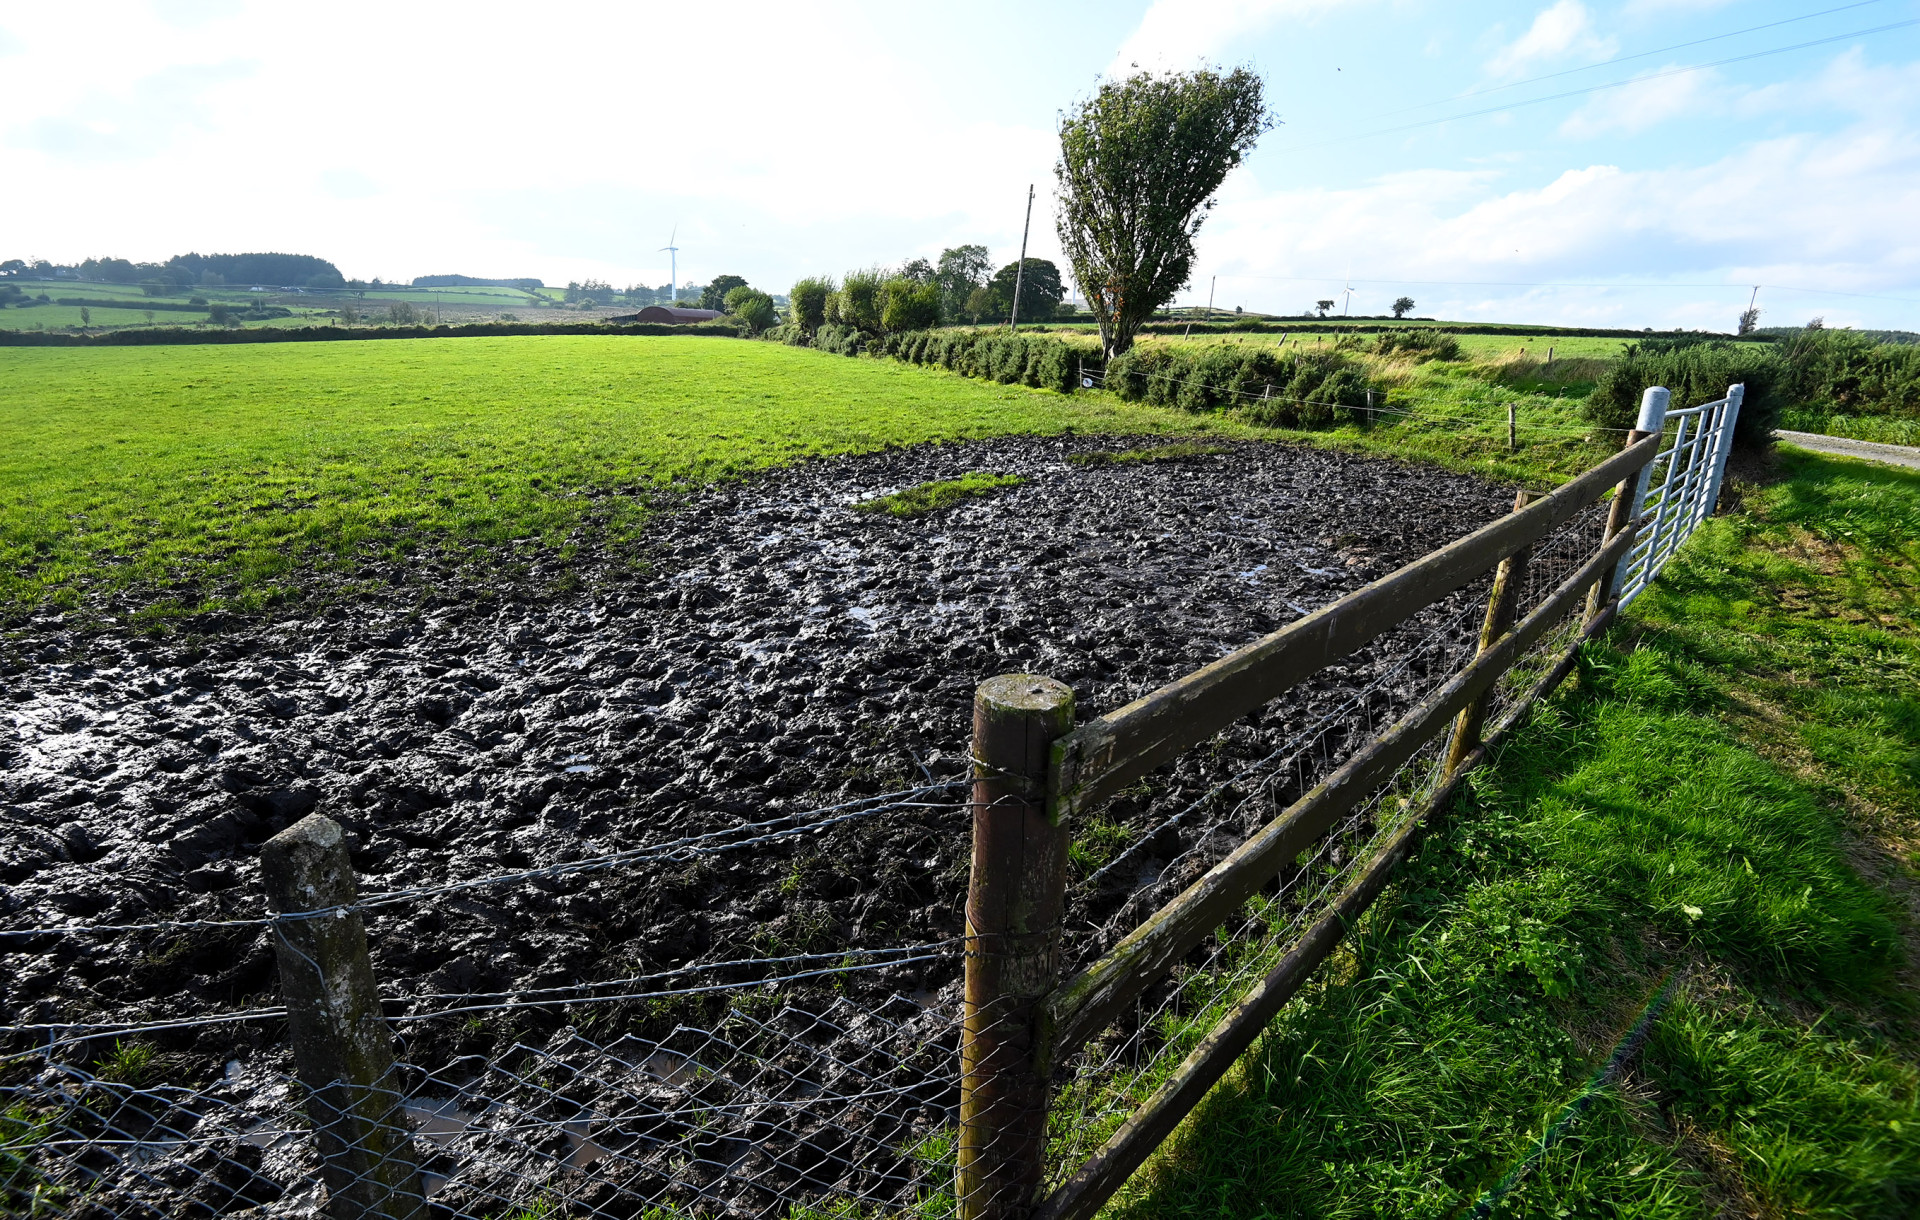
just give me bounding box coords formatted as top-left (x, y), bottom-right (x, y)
top-left (1, 435), bottom-right (1512, 1056)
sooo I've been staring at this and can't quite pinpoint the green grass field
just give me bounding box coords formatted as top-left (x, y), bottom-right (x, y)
top-left (4, 332), bottom-right (1914, 1213)
top-left (0, 335), bottom-right (1234, 617)
top-left (1104, 449), bottom-right (1920, 1218)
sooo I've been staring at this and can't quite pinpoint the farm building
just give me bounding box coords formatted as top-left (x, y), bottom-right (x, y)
top-left (610, 305), bottom-right (723, 324)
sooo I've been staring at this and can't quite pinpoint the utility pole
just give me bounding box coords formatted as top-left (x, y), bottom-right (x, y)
top-left (1206, 276), bottom-right (1216, 323)
top-left (1009, 184), bottom-right (1034, 332)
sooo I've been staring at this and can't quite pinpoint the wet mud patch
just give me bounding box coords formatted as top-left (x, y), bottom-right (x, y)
top-left (2, 434), bottom-right (1513, 1062)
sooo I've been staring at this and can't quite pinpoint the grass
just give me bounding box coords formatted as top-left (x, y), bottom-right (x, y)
top-left (852, 472), bottom-right (1025, 517)
top-left (0, 335), bottom-right (1247, 620)
top-left (1094, 448), bottom-right (1920, 1218)
top-left (6, 331), bottom-right (1916, 1213)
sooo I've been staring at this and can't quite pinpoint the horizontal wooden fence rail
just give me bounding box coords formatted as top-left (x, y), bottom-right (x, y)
top-left (1046, 433), bottom-right (1658, 821)
top-left (1033, 588), bottom-right (1631, 1220)
top-left (954, 388), bottom-right (1752, 1220)
top-left (1039, 521), bottom-right (1638, 1067)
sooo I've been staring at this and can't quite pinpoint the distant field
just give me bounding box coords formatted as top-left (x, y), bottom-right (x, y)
top-left (0, 335), bottom-right (1227, 615)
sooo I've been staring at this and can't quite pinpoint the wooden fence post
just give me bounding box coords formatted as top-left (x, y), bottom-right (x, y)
top-left (1587, 386), bottom-right (1670, 623)
top-left (262, 815), bottom-right (427, 1220)
top-left (1507, 402), bottom-right (1517, 452)
top-left (1446, 489), bottom-right (1536, 772)
top-left (959, 675), bottom-right (1075, 1220)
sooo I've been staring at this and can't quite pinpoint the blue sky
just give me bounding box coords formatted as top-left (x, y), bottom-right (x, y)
top-left (3, 0), bottom-right (1917, 330)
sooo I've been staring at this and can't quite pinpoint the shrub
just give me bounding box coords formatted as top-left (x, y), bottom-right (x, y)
top-left (1775, 327), bottom-right (1920, 420)
top-left (1373, 328), bottom-right (1462, 361)
top-left (881, 278), bottom-right (941, 332)
top-left (727, 289), bottom-right (778, 335)
top-left (835, 269), bottom-right (885, 334)
top-left (814, 323), bottom-right (865, 357)
top-left (1587, 339), bottom-right (1783, 449)
top-left (789, 277), bottom-right (833, 333)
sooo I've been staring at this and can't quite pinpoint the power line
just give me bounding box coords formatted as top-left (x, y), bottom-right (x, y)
top-left (1204, 274), bottom-right (1920, 306)
top-left (1271, 17), bottom-right (1920, 153)
top-left (1358, 0), bottom-right (1895, 122)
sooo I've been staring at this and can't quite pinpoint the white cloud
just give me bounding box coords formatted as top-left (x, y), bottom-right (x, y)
top-left (1108, 0), bottom-right (1353, 76)
top-left (1560, 66), bottom-right (1719, 137)
top-left (1191, 124), bottom-right (1920, 328)
top-left (1485, 1), bottom-right (1616, 79)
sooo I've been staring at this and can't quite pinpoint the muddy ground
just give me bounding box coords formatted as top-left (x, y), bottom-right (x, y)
top-left (1, 435), bottom-right (1512, 1066)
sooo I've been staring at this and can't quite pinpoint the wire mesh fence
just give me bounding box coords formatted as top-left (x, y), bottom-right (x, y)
top-left (5, 964), bottom-right (964, 1220)
top-left (3, 402), bottom-right (1728, 1220)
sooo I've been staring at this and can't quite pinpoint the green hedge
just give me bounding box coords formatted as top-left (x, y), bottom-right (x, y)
top-left (1106, 343), bottom-right (1375, 425)
top-left (0, 319), bottom-right (749, 347)
top-left (1583, 328), bottom-right (1920, 449)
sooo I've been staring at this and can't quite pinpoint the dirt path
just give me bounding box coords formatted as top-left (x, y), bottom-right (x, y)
top-left (1777, 429), bottom-right (1920, 470)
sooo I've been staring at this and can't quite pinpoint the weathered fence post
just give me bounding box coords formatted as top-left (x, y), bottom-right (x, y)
top-left (262, 814), bottom-right (427, 1220)
top-left (1507, 402), bottom-right (1517, 452)
top-left (1446, 489), bottom-right (1537, 772)
top-left (959, 675), bottom-right (1075, 1220)
top-left (1587, 386), bottom-right (1669, 621)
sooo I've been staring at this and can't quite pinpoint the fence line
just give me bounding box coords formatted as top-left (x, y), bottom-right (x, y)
top-left (1, 385), bottom-right (1740, 1220)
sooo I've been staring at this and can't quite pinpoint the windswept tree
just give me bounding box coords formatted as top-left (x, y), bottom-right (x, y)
top-left (1055, 67), bottom-right (1271, 358)
top-left (1315, 299), bottom-right (1334, 317)
top-left (1737, 306), bottom-right (1761, 335)
top-left (1391, 296), bottom-right (1415, 319)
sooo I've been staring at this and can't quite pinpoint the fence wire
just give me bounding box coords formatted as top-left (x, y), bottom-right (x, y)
top-left (4, 964), bottom-right (963, 1220)
top-left (2, 483), bottom-right (1644, 1220)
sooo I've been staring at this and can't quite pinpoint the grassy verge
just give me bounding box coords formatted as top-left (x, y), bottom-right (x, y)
top-left (0, 336), bottom-right (1249, 620)
top-left (1096, 449), bottom-right (1920, 1217)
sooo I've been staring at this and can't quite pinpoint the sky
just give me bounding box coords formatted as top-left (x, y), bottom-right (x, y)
top-left (3, 0), bottom-right (1918, 331)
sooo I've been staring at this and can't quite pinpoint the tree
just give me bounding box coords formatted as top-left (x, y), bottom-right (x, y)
top-left (1737, 306), bottom-right (1761, 335)
top-left (1315, 300), bottom-right (1334, 317)
top-left (965, 285), bottom-right (1005, 324)
top-left (936, 245), bottom-right (992, 323)
top-left (79, 307), bottom-right (90, 326)
top-left (726, 288), bottom-right (778, 333)
top-left (789, 276), bottom-right (834, 332)
top-left (898, 257), bottom-right (936, 284)
top-left (1391, 296), bottom-right (1415, 319)
top-left (881, 278), bottom-right (941, 332)
top-left (701, 274), bottom-right (749, 311)
top-left (834, 269), bottom-right (886, 332)
top-left (0, 260), bottom-right (24, 277)
top-left (1055, 67), bottom-right (1272, 358)
top-left (989, 258), bottom-right (1064, 323)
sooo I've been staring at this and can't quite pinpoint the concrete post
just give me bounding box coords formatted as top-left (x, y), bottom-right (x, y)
top-left (262, 815), bottom-right (426, 1220)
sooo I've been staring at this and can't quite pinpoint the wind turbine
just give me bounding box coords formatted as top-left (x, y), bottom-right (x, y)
top-left (1341, 271), bottom-right (1356, 316)
top-left (659, 226), bottom-right (680, 303)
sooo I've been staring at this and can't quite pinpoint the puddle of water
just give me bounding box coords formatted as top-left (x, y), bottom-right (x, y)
top-left (847, 606), bottom-right (883, 631)
top-left (640, 1051), bottom-right (697, 1088)
top-left (561, 753), bottom-right (596, 774)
